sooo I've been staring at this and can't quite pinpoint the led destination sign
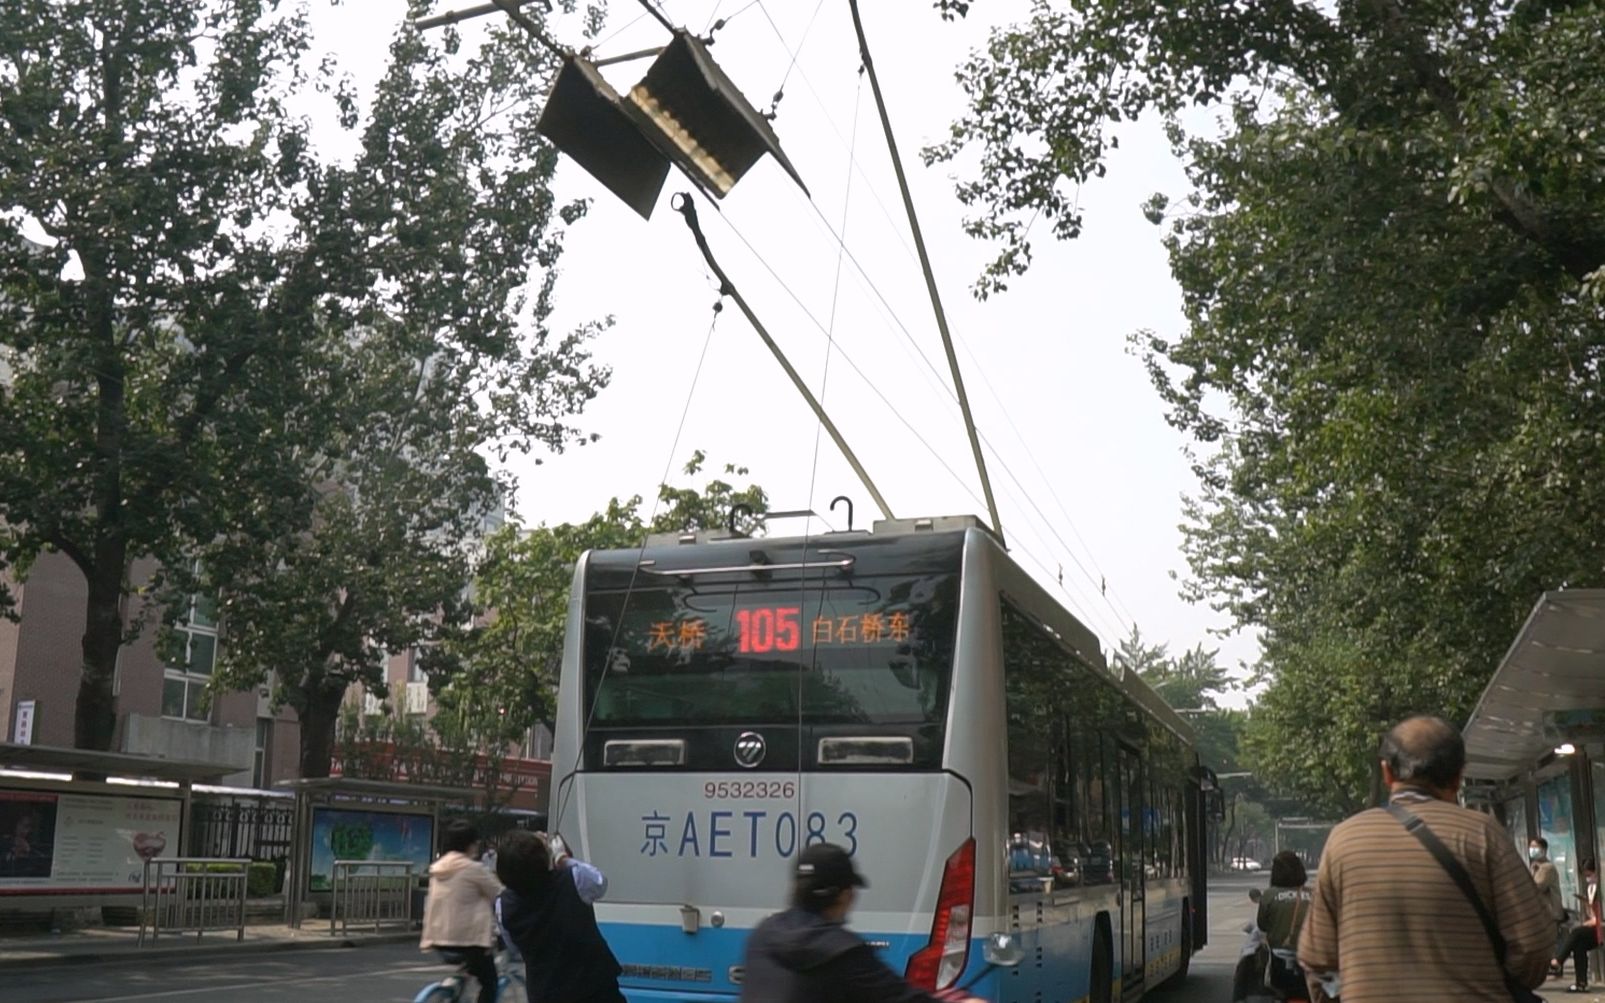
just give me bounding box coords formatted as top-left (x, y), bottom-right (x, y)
top-left (644, 608), bottom-right (912, 656)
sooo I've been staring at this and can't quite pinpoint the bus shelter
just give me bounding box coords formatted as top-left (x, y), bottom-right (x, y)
top-left (276, 777), bottom-right (481, 928)
top-left (0, 743), bottom-right (236, 908)
top-left (1464, 590), bottom-right (1605, 909)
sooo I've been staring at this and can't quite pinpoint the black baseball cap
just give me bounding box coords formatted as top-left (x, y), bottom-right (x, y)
top-left (795, 843), bottom-right (867, 896)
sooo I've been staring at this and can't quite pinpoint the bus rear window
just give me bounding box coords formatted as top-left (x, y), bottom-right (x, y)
top-left (583, 572), bottom-right (959, 734)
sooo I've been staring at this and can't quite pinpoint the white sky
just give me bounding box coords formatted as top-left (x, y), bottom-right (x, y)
top-left (311, 0), bottom-right (1260, 693)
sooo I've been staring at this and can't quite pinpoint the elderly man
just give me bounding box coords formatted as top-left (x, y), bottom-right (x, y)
top-left (1298, 715), bottom-right (1552, 1002)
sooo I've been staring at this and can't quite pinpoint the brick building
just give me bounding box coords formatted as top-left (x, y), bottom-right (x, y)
top-left (0, 550), bottom-right (552, 792)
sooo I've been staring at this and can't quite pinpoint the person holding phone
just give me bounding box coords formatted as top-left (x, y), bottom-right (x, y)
top-left (495, 830), bottom-right (623, 1003)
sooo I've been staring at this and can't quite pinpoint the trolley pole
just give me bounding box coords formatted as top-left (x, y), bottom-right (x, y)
top-left (846, 0), bottom-right (1003, 544)
top-left (674, 195), bottom-right (895, 522)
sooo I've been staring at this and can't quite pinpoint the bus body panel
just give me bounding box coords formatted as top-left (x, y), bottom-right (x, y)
top-left (557, 770), bottom-right (974, 1001)
top-left (551, 525), bottom-right (1207, 1003)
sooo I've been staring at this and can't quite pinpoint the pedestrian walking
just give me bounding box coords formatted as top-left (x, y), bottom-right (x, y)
top-left (420, 820), bottom-right (504, 1003)
top-left (1298, 715), bottom-right (1552, 1002)
top-left (739, 843), bottom-right (985, 1003)
top-left (1555, 857), bottom-right (1602, 991)
top-left (495, 829), bottom-right (624, 1003)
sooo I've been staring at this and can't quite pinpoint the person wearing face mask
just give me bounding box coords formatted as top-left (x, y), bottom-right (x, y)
top-left (1530, 838), bottom-right (1566, 975)
top-left (1555, 859), bottom-right (1602, 992)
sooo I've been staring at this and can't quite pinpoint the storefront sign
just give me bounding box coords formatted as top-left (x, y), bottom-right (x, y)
top-left (0, 790), bottom-right (181, 893)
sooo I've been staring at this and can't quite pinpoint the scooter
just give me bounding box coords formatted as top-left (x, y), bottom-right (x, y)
top-left (1240, 889), bottom-right (1339, 1003)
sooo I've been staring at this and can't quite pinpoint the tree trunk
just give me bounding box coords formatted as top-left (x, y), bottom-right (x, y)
top-left (297, 683), bottom-right (347, 779)
top-left (73, 560), bottom-right (126, 750)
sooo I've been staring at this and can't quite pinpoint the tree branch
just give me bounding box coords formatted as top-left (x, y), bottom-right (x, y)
top-left (47, 532), bottom-right (93, 578)
top-left (1361, 0), bottom-right (1603, 279)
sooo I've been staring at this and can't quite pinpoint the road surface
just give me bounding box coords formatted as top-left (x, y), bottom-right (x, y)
top-left (24, 877), bottom-right (1261, 1001)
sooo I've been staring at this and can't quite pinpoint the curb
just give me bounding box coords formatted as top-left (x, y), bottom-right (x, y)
top-left (0, 930), bottom-right (416, 972)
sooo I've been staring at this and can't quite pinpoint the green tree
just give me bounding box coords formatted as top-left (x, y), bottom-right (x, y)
top-left (187, 6), bottom-right (607, 779)
top-left (931, 1), bottom-right (1605, 809)
top-left (1, 0), bottom-right (339, 749)
top-left (0, 0), bottom-right (604, 754)
top-left (1113, 624), bottom-right (1168, 679)
top-left (429, 453), bottom-right (768, 744)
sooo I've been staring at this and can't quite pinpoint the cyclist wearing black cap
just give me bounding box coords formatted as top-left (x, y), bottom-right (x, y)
top-left (739, 843), bottom-right (984, 1003)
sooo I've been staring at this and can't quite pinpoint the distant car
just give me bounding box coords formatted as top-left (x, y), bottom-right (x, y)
top-left (1231, 856), bottom-right (1263, 872)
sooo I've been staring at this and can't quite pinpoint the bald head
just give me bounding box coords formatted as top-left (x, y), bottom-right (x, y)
top-left (1380, 715), bottom-right (1466, 798)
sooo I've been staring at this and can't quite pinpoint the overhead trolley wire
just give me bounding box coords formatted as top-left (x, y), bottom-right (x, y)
top-left (699, 196), bottom-right (1122, 641)
top-left (778, 176), bottom-right (1139, 638)
top-left (746, 7), bottom-right (1143, 638)
top-left (554, 299), bottom-right (725, 829)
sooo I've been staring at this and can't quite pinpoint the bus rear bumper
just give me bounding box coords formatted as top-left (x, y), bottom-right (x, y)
top-left (622, 990), bottom-right (737, 1003)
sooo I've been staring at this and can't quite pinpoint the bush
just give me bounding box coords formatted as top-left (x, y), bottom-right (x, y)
top-left (247, 862), bottom-right (276, 898)
top-left (164, 862), bottom-right (277, 899)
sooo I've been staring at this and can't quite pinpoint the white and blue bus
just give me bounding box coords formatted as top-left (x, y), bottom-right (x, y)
top-left (550, 515), bottom-right (1210, 1003)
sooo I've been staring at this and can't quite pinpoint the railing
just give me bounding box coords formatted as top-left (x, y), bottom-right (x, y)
top-left (140, 857), bottom-right (250, 945)
top-left (329, 860), bottom-right (415, 935)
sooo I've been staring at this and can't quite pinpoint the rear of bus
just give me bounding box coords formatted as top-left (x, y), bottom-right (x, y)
top-left (549, 526), bottom-right (988, 1003)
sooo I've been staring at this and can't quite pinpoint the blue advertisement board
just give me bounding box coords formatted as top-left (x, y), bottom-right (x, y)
top-left (308, 807), bottom-right (433, 892)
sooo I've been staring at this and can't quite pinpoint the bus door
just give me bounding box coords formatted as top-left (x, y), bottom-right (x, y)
top-left (1116, 743), bottom-right (1145, 997)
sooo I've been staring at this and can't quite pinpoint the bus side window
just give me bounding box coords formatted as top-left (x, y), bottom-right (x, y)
top-left (1001, 604), bottom-right (1060, 896)
top-left (1067, 661), bottom-right (1115, 887)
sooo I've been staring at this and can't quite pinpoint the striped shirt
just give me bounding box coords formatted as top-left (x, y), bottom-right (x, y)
top-left (1298, 791), bottom-right (1553, 1002)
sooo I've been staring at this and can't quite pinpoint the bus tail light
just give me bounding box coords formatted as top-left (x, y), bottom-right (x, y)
top-left (905, 837), bottom-right (976, 990)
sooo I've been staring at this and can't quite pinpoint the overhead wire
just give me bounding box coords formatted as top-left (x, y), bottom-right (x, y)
top-left (701, 200), bottom-right (985, 524)
top-left (748, 1), bottom-right (1142, 641)
top-left (554, 300), bottom-right (724, 829)
top-left (790, 65), bottom-right (863, 846)
top-left (777, 171), bottom-right (1139, 640)
top-left (699, 198), bottom-right (1120, 640)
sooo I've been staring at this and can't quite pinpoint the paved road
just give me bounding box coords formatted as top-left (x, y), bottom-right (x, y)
top-left (1149, 874), bottom-right (1258, 1003)
top-left (4, 942), bottom-right (446, 1002)
top-left (26, 877), bottom-right (1262, 1002)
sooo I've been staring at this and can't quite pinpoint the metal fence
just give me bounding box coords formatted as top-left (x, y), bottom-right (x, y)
top-left (329, 860), bottom-right (415, 935)
top-left (190, 797), bottom-right (294, 889)
top-left (140, 857), bottom-right (250, 945)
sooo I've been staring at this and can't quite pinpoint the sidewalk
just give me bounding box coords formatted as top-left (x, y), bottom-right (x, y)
top-left (0, 921), bottom-right (414, 971)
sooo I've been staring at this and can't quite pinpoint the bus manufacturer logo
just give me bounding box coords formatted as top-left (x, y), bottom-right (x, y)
top-left (733, 732), bottom-right (767, 768)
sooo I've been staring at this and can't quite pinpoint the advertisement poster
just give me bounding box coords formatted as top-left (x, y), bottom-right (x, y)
top-left (308, 807), bottom-right (433, 892)
top-left (0, 791), bottom-right (180, 892)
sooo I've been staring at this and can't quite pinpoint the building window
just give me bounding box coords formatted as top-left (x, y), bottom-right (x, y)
top-left (253, 718), bottom-right (271, 789)
top-left (162, 594), bottom-right (218, 722)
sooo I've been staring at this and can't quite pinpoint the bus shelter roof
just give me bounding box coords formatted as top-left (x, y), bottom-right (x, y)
top-left (0, 742), bottom-right (237, 783)
top-left (1464, 590), bottom-right (1605, 782)
top-left (274, 776), bottom-right (482, 804)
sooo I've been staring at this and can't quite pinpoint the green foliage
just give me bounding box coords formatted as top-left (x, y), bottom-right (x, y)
top-left (332, 702), bottom-right (528, 813)
top-left (246, 861), bottom-right (277, 898)
top-left (935, 1), bottom-right (1605, 811)
top-left (427, 453), bottom-right (768, 744)
top-left (0, 0), bottom-right (605, 751)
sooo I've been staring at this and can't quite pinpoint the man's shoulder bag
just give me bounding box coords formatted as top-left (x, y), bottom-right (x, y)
top-left (1387, 803), bottom-right (1543, 1003)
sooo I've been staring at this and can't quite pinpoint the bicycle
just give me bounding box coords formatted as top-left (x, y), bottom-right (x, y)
top-left (412, 945), bottom-right (524, 1003)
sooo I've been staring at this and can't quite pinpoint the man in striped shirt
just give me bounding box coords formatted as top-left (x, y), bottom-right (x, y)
top-left (1298, 716), bottom-right (1552, 1002)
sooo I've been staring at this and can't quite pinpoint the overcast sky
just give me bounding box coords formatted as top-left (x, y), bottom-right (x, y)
top-left (312, 0), bottom-right (1259, 692)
